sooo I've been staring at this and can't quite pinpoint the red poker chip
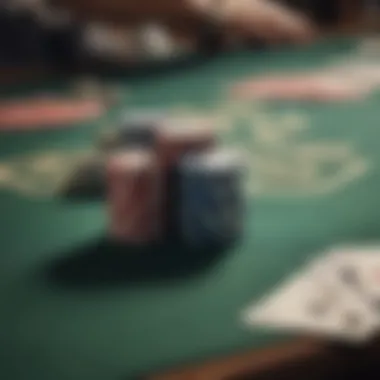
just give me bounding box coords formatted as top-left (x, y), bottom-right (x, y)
top-left (0, 97), bottom-right (106, 131)
top-left (107, 151), bottom-right (162, 243)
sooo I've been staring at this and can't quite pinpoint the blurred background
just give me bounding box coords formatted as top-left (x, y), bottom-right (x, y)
top-left (0, 0), bottom-right (370, 81)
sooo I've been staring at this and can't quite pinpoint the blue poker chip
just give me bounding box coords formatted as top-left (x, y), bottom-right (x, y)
top-left (178, 149), bottom-right (246, 246)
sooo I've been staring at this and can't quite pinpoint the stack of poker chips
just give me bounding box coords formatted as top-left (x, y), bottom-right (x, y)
top-left (179, 150), bottom-right (245, 246)
top-left (107, 150), bottom-right (161, 244)
top-left (104, 110), bottom-right (246, 247)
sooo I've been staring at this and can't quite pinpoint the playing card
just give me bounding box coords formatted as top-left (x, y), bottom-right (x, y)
top-left (243, 255), bottom-right (379, 343)
top-left (325, 245), bottom-right (380, 322)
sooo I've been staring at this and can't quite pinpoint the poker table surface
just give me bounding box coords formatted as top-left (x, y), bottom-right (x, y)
top-left (0, 37), bottom-right (379, 380)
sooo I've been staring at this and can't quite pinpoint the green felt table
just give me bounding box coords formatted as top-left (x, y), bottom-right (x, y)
top-left (0, 37), bottom-right (379, 380)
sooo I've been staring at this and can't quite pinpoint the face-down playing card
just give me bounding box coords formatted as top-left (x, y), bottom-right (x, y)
top-left (243, 254), bottom-right (379, 343)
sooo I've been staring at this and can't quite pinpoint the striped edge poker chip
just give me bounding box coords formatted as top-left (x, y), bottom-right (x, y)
top-left (181, 148), bottom-right (244, 173)
top-left (178, 148), bottom-right (246, 246)
top-left (157, 116), bottom-right (216, 239)
top-left (157, 116), bottom-right (216, 168)
top-left (107, 150), bottom-right (162, 244)
top-left (160, 116), bottom-right (215, 138)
